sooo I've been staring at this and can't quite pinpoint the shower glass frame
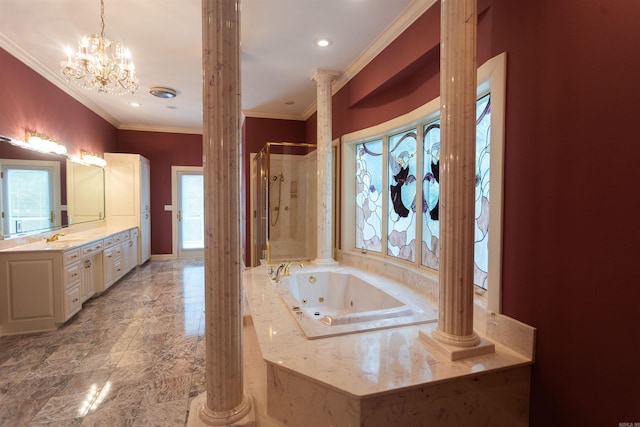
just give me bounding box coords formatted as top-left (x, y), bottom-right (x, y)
top-left (253, 141), bottom-right (318, 265)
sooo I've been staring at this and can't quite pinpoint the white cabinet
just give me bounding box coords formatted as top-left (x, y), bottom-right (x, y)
top-left (62, 248), bottom-right (83, 321)
top-left (81, 240), bottom-right (103, 301)
top-left (124, 228), bottom-right (138, 273)
top-left (0, 227), bottom-right (138, 336)
top-left (105, 153), bottom-right (151, 265)
top-left (101, 229), bottom-right (137, 292)
top-left (0, 254), bottom-right (61, 335)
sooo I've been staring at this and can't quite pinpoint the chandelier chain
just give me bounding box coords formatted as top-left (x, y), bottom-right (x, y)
top-left (100, 0), bottom-right (105, 39)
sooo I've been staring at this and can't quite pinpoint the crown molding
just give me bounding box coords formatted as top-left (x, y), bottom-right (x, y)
top-left (117, 124), bottom-right (203, 135)
top-left (242, 110), bottom-right (305, 121)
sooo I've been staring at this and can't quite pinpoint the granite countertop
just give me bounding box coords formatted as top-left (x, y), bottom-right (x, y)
top-left (0, 225), bottom-right (136, 253)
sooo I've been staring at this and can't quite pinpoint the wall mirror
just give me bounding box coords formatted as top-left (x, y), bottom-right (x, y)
top-left (0, 135), bottom-right (105, 240)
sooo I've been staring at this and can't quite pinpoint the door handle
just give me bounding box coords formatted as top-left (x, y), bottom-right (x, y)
top-left (177, 211), bottom-right (181, 221)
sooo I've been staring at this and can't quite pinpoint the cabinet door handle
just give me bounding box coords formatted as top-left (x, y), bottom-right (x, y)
top-left (84, 260), bottom-right (92, 268)
top-left (129, 241), bottom-right (133, 247)
top-left (72, 272), bottom-right (78, 277)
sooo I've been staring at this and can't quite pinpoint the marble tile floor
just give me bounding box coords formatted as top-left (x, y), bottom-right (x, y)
top-left (0, 259), bottom-right (214, 427)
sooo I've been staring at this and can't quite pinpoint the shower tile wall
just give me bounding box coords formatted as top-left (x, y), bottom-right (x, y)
top-left (269, 152), bottom-right (316, 261)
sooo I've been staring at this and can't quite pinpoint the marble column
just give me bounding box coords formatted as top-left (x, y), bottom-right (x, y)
top-left (313, 69), bottom-right (339, 264)
top-left (419, 0), bottom-right (494, 360)
top-left (188, 0), bottom-right (254, 425)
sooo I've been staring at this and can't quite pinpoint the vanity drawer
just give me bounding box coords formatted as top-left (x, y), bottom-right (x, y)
top-left (82, 241), bottom-right (103, 256)
top-left (120, 230), bottom-right (130, 241)
top-left (64, 284), bottom-right (82, 320)
top-left (113, 233), bottom-right (123, 244)
top-left (103, 236), bottom-right (114, 248)
top-left (63, 249), bottom-right (81, 265)
top-left (130, 228), bottom-right (139, 239)
top-left (64, 263), bottom-right (81, 287)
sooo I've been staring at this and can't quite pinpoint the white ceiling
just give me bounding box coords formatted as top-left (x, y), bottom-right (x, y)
top-left (0, 0), bottom-right (434, 134)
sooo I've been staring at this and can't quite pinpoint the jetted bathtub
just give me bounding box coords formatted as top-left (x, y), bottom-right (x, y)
top-left (272, 266), bottom-right (437, 339)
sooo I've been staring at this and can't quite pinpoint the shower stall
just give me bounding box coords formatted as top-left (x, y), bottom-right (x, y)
top-left (252, 142), bottom-right (317, 265)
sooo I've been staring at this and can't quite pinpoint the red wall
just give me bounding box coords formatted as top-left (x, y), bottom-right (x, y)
top-left (116, 130), bottom-right (202, 255)
top-left (490, 0), bottom-right (640, 425)
top-left (0, 48), bottom-right (118, 157)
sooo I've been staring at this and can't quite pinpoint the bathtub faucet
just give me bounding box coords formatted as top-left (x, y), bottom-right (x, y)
top-left (272, 261), bottom-right (304, 282)
top-left (283, 261), bottom-right (304, 276)
top-left (272, 263), bottom-right (287, 282)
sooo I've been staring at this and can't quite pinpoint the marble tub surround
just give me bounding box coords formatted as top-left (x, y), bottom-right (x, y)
top-left (244, 263), bottom-right (534, 425)
top-left (338, 250), bottom-right (536, 361)
top-left (272, 265), bottom-right (437, 339)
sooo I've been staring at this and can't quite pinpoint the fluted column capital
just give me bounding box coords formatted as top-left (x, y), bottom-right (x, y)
top-left (312, 69), bottom-right (340, 84)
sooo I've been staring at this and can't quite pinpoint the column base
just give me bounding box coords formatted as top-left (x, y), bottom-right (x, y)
top-left (418, 327), bottom-right (495, 361)
top-left (187, 392), bottom-right (256, 427)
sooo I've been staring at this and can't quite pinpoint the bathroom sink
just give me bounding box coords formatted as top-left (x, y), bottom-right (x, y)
top-left (44, 241), bottom-right (77, 249)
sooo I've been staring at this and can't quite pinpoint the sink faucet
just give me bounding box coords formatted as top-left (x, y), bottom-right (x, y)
top-left (45, 233), bottom-right (64, 243)
top-left (283, 261), bottom-right (304, 276)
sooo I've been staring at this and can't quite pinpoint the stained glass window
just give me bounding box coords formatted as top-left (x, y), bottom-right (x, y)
top-left (474, 94), bottom-right (491, 289)
top-left (355, 140), bottom-right (383, 252)
top-left (352, 95), bottom-right (492, 290)
top-left (387, 129), bottom-right (417, 262)
top-left (421, 120), bottom-right (441, 270)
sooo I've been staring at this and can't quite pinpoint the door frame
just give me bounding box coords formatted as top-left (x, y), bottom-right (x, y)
top-left (171, 165), bottom-right (204, 258)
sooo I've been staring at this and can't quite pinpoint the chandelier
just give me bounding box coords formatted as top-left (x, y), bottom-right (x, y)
top-left (61, 0), bottom-right (139, 95)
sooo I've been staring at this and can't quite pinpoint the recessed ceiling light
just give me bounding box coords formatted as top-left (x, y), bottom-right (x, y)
top-left (167, 105), bottom-right (178, 110)
top-left (149, 87), bottom-right (177, 98)
top-left (314, 38), bottom-right (332, 47)
top-left (129, 102), bottom-right (141, 107)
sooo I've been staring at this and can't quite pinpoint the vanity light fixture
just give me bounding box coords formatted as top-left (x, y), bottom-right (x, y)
top-left (80, 150), bottom-right (107, 167)
top-left (24, 131), bottom-right (67, 155)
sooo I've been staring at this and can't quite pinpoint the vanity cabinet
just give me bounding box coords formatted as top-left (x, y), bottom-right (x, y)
top-left (101, 230), bottom-right (136, 292)
top-left (0, 253), bottom-right (61, 335)
top-left (0, 226), bottom-right (138, 336)
top-left (81, 240), bottom-right (103, 301)
top-left (62, 248), bottom-right (82, 321)
top-left (105, 153), bottom-right (151, 265)
top-left (124, 228), bottom-right (138, 273)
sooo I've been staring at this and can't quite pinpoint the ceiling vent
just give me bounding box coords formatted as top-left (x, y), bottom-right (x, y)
top-left (149, 87), bottom-right (177, 98)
